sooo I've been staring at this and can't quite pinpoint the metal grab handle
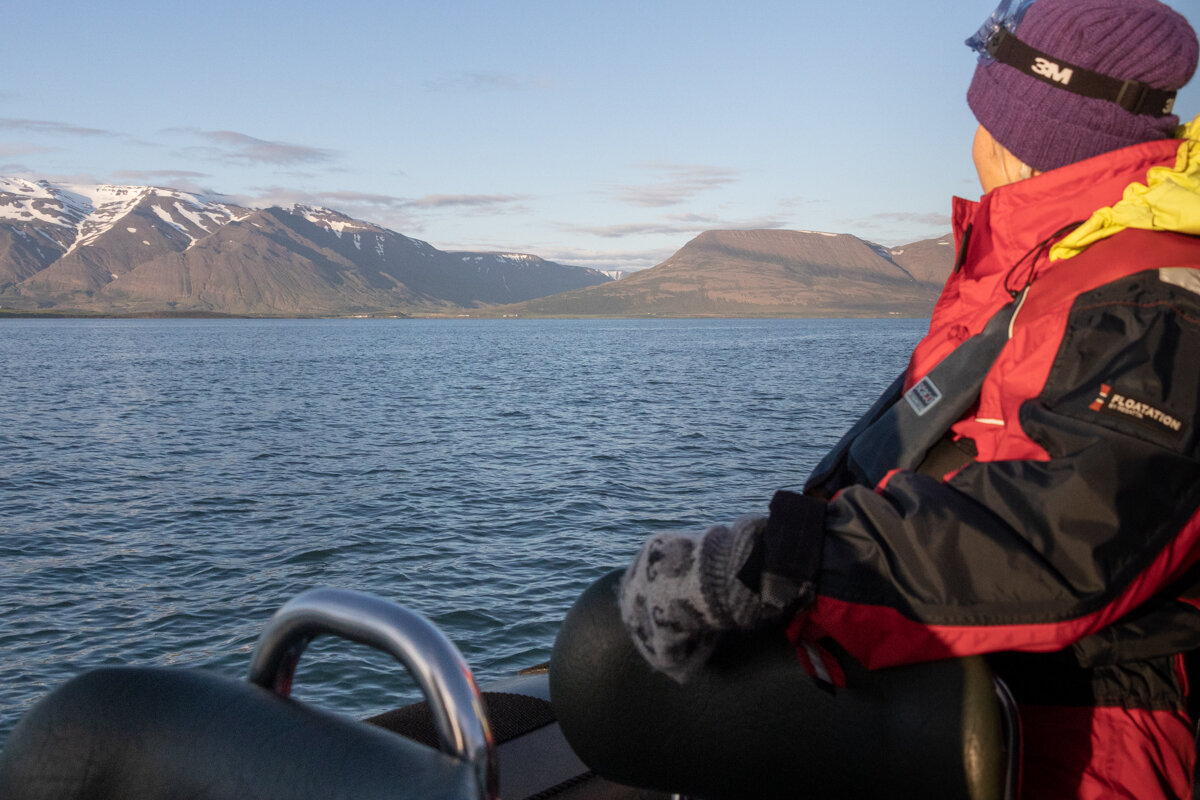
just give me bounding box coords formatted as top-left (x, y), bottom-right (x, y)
top-left (992, 675), bottom-right (1021, 800)
top-left (248, 587), bottom-right (497, 800)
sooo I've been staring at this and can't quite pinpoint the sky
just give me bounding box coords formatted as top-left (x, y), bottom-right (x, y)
top-left (4, 1), bottom-right (1199, 273)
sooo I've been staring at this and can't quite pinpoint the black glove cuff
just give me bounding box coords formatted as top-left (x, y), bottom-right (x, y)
top-left (759, 489), bottom-right (826, 613)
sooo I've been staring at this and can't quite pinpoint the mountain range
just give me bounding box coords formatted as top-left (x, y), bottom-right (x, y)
top-left (0, 179), bottom-right (611, 316)
top-left (0, 178), bottom-right (955, 317)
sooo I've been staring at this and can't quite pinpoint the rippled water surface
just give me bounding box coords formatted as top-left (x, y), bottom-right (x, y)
top-left (0, 317), bottom-right (926, 743)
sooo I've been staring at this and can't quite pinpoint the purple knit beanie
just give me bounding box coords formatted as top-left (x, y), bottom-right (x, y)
top-left (967, 0), bottom-right (1198, 171)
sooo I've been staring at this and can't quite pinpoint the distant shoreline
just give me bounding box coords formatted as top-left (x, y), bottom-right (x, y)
top-left (0, 309), bottom-right (926, 321)
top-left (0, 309), bottom-right (252, 320)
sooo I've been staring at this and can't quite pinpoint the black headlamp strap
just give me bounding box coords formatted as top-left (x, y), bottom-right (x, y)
top-left (987, 27), bottom-right (1177, 117)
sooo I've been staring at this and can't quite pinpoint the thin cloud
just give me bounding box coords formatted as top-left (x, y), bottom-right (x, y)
top-left (109, 169), bottom-right (215, 194)
top-left (662, 212), bottom-right (720, 224)
top-left (0, 118), bottom-right (114, 137)
top-left (112, 169), bottom-right (210, 182)
top-left (568, 222), bottom-right (697, 238)
top-left (241, 186), bottom-right (364, 210)
top-left (867, 211), bottom-right (952, 227)
top-left (435, 242), bottom-right (671, 273)
top-left (614, 163), bottom-right (740, 208)
top-left (236, 187), bottom-right (529, 236)
top-left (24, 171), bottom-right (107, 186)
top-left (248, 187), bottom-right (524, 213)
top-left (565, 213), bottom-right (787, 239)
top-left (536, 246), bottom-right (674, 272)
top-left (174, 129), bottom-right (338, 166)
top-left (0, 143), bottom-right (54, 158)
top-left (313, 190), bottom-right (415, 209)
top-left (778, 195), bottom-right (825, 208)
top-left (718, 216), bottom-right (790, 231)
top-left (423, 71), bottom-right (553, 92)
top-left (408, 193), bottom-right (526, 210)
top-left (846, 210), bottom-right (953, 247)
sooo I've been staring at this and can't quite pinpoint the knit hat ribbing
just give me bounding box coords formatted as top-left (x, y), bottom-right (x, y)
top-left (967, 0), bottom-right (1198, 171)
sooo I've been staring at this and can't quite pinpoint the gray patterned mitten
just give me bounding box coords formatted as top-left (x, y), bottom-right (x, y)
top-left (618, 514), bottom-right (766, 683)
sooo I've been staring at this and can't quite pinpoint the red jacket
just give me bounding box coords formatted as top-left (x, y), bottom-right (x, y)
top-left (785, 137), bottom-right (1200, 798)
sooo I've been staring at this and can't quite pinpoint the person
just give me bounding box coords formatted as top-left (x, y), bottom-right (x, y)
top-left (617, 0), bottom-right (1200, 797)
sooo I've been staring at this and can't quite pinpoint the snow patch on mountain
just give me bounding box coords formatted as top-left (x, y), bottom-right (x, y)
top-left (290, 204), bottom-right (372, 238)
top-left (173, 201), bottom-right (220, 233)
top-left (0, 179), bottom-right (248, 257)
top-left (63, 186), bottom-right (152, 255)
top-left (151, 204), bottom-right (189, 236)
top-left (0, 178), bottom-right (89, 229)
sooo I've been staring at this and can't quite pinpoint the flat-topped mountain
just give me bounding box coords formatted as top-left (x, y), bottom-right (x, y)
top-left (0, 178), bottom-right (611, 316)
top-left (505, 229), bottom-right (955, 317)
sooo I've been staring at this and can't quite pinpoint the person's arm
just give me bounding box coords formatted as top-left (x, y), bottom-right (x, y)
top-left (792, 274), bottom-right (1200, 669)
top-left (619, 270), bottom-right (1200, 681)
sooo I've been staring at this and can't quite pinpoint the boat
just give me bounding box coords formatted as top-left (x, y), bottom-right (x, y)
top-left (0, 572), bottom-right (1019, 800)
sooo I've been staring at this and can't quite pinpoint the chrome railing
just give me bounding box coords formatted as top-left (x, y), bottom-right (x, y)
top-left (248, 587), bottom-right (497, 800)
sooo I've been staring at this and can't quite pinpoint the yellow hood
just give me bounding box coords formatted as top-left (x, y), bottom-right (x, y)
top-left (1051, 113), bottom-right (1200, 261)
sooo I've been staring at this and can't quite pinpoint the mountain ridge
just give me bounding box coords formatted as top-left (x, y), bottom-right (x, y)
top-left (0, 178), bottom-right (611, 315)
top-left (501, 229), bottom-right (955, 318)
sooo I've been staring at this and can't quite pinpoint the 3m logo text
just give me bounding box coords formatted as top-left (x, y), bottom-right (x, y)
top-left (1032, 57), bottom-right (1073, 85)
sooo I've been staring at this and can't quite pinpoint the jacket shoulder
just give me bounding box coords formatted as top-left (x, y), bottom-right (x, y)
top-left (1070, 228), bottom-right (1200, 274)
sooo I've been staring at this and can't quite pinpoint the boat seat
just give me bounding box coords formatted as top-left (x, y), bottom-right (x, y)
top-left (0, 588), bottom-right (501, 800)
top-left (0, 666), bottom-right (481, 800)
top-left (550, 570), bottom-right (1018, 800)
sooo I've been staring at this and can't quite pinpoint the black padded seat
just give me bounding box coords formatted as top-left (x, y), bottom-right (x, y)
top-left (550, 570), bottom-right (1014, 800)
top-left (0, 666), bottom-right (479, 800)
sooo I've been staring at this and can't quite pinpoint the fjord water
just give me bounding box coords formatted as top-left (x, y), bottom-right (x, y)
top-left (0, 317), bottom-right (925, 743)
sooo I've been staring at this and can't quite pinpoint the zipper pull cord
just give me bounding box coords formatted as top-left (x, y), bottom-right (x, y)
top-left (1003, 220), bottom-right (1087, 297)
